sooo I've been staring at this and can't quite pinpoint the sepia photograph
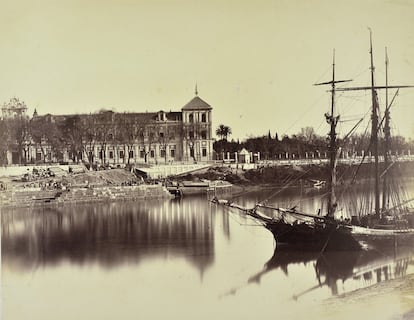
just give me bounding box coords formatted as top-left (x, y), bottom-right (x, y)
top-left (1, 0), bottom-right (414, 319)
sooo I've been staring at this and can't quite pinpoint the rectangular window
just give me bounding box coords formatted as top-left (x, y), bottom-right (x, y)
top-left (201, 113), bottom-right (206, 122)
top-left (140, 150), bottom-right (145, 158)
top-left (78, 151), bottom-right (83, 160)
top-left (202, 148), bottom-right (207, 157)
top-left (109, 151), bottom-right (114, 159)
top-left (119, 150), bottom-right (124, 158)
top-left (170, 149), bottom-right (175, 158)
top-left (36, 152), bottom-right (42, 161)
top-left (160, 149), bottom-right (165, 157)
top-left (201, 130), bottom-right (207, 139)
top-left (190, 148), bottom-right (194, 157)
top-left (189, 131), bottom-right (194, 139)
top-left (129, 150), bottom-right (134, 158)
top-left (150, 150), bottom-right (155, 158)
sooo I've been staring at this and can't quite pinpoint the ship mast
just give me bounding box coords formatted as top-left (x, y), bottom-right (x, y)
top-left (382, 47), bottom-right (390, 212)
top-left (369, 29), bottom-right (381, 217)
top-left (314, 50), bottom-right (351, 217)
top-left (335, 30), bottom-right (414, 218)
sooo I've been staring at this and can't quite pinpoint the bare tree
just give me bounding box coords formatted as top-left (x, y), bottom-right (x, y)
top-left (58, 115), bottom-right (86, 163)
top-left (115, 114), bottom-right (144, 165)
top-left (94, 111), bottom-right (115, 166)
top-left (157, 124), bottom-right (177, 163)
top-left (184, 123), bottom-right (202, 162)
top-left (8, 117), bottom-right (31, 164)
top-left (30, 116), bottom-right (60, 163)
top-left (0, 119), bottom-right (10, 165)
top-left (84, 114), bottom-right (98, 166)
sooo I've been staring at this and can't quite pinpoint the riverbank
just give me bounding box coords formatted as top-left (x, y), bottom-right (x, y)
top-left (2, 160), bottom-right (414, 208)
top-left (189, 161), bottom-right (414, 187)
top-left (0, 184), bottom-right (172, 208)
top-left (317, 273), bottom-right (414, 320)
top-left (0, 167), bottom-right (172, 208)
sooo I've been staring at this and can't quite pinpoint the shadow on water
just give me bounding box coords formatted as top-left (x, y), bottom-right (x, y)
top-left (1, 198), bottom-right (219, 273)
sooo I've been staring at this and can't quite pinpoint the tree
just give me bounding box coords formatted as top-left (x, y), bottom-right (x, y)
top-left (142, 123), bottom-right (157, 163)
top-left (157, 124), bottom-right (179, 163)
top-left (184, 123), bottom-right (199, 162)
top-left (115, 114), bottom-right (132, 165)
top-left (83, 114), bottom-right (98, 166)
top-left (215, 124), bottom-right (232, 141)
top-left (30, 116), bottom-right (60, 163)
top-left (58, 115), bottom-right (85, 163)
top-left (8, 117), bottom-right (31, 164)
top-left (0, 119), bottom-right (9, 165)
top-left (94, 111), bottom-right (115, 165)
top-left (299, 127), bottom-right (317, 144)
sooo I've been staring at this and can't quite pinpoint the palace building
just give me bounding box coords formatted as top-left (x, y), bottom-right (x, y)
top-left (1, 92), bottom-right (214, 166)
top-left (2, 97), bottom-right (28, 119)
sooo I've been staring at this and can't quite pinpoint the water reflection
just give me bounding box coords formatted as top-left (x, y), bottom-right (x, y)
top-left (247, 245), bottom-right (414, 299)
top-left (1, 198), bottom-right (218, 273)
top-left (3, 188), bottom-right (414, 320)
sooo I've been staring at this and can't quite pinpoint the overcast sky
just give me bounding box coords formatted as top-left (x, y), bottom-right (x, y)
top-left (1, 0), bottom-right (414, 140)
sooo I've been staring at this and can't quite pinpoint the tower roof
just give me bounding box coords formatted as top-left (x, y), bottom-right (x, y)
top-left (182, 96), bottom-right (212, 111)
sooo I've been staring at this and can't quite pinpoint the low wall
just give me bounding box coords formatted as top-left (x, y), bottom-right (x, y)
top-left (0, 184), bottom-right (172, 208)
top-left (135, 163), bottom-right (212, 179)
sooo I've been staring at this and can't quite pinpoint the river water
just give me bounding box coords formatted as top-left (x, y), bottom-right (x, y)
top-left (2, 184), bottom-right (414, 320)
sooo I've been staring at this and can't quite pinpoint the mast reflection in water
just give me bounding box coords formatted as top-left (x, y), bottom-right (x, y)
top-left (2, 189), bottom-right (414, 320)
top-left (247, 245), bottom-right (414, 299)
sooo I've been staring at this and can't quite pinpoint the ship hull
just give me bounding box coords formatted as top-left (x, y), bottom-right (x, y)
top-left (266, 220), bottom-right (414, 251)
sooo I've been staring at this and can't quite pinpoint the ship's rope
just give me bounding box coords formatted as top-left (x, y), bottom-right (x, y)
top-left (255, 167), bottom-right (314, 206)
top-left (336, 119), bottom-right (372, 217)
top-left (226, 162), bottom-right (304, 202)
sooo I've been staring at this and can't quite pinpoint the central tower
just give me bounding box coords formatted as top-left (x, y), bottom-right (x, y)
top-left (181, 89), bottom-right (213, 162)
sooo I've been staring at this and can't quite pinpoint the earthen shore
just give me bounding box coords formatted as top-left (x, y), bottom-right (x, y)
top-left (317, 273), bottom-right (414, 320)
top-left (0, 167), bottom-right (173, 208)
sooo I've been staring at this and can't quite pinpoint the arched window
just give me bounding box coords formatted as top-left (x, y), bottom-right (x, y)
top-left (201, 113), bottom-right (206, 122)
top-left (189, 114), bottom-right (194, 123)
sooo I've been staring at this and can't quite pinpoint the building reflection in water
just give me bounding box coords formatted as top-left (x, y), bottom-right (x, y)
top-left (1, 197), bottom-right (221, 275)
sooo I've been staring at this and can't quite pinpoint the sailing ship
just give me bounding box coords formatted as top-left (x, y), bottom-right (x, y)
top-left (213, 32), bottom-right (414, 251)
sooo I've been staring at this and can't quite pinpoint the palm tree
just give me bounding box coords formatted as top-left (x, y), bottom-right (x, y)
top-left (215, 124), bottom-right (232, 141)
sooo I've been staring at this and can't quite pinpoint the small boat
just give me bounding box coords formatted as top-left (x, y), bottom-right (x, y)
top-left (168, 179), bottom-right (232, 197)
top-left (213, 31), bottom-right (414, 251)
top-left (309, 179), bottom-right (326, 189)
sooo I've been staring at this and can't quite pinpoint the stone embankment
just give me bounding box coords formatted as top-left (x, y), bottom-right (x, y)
top-left (0, 184), bottom-right (172, 208)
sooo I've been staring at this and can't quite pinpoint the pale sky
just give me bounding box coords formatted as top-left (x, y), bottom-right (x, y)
top-left (1, 0), bottom-right (414, 140)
